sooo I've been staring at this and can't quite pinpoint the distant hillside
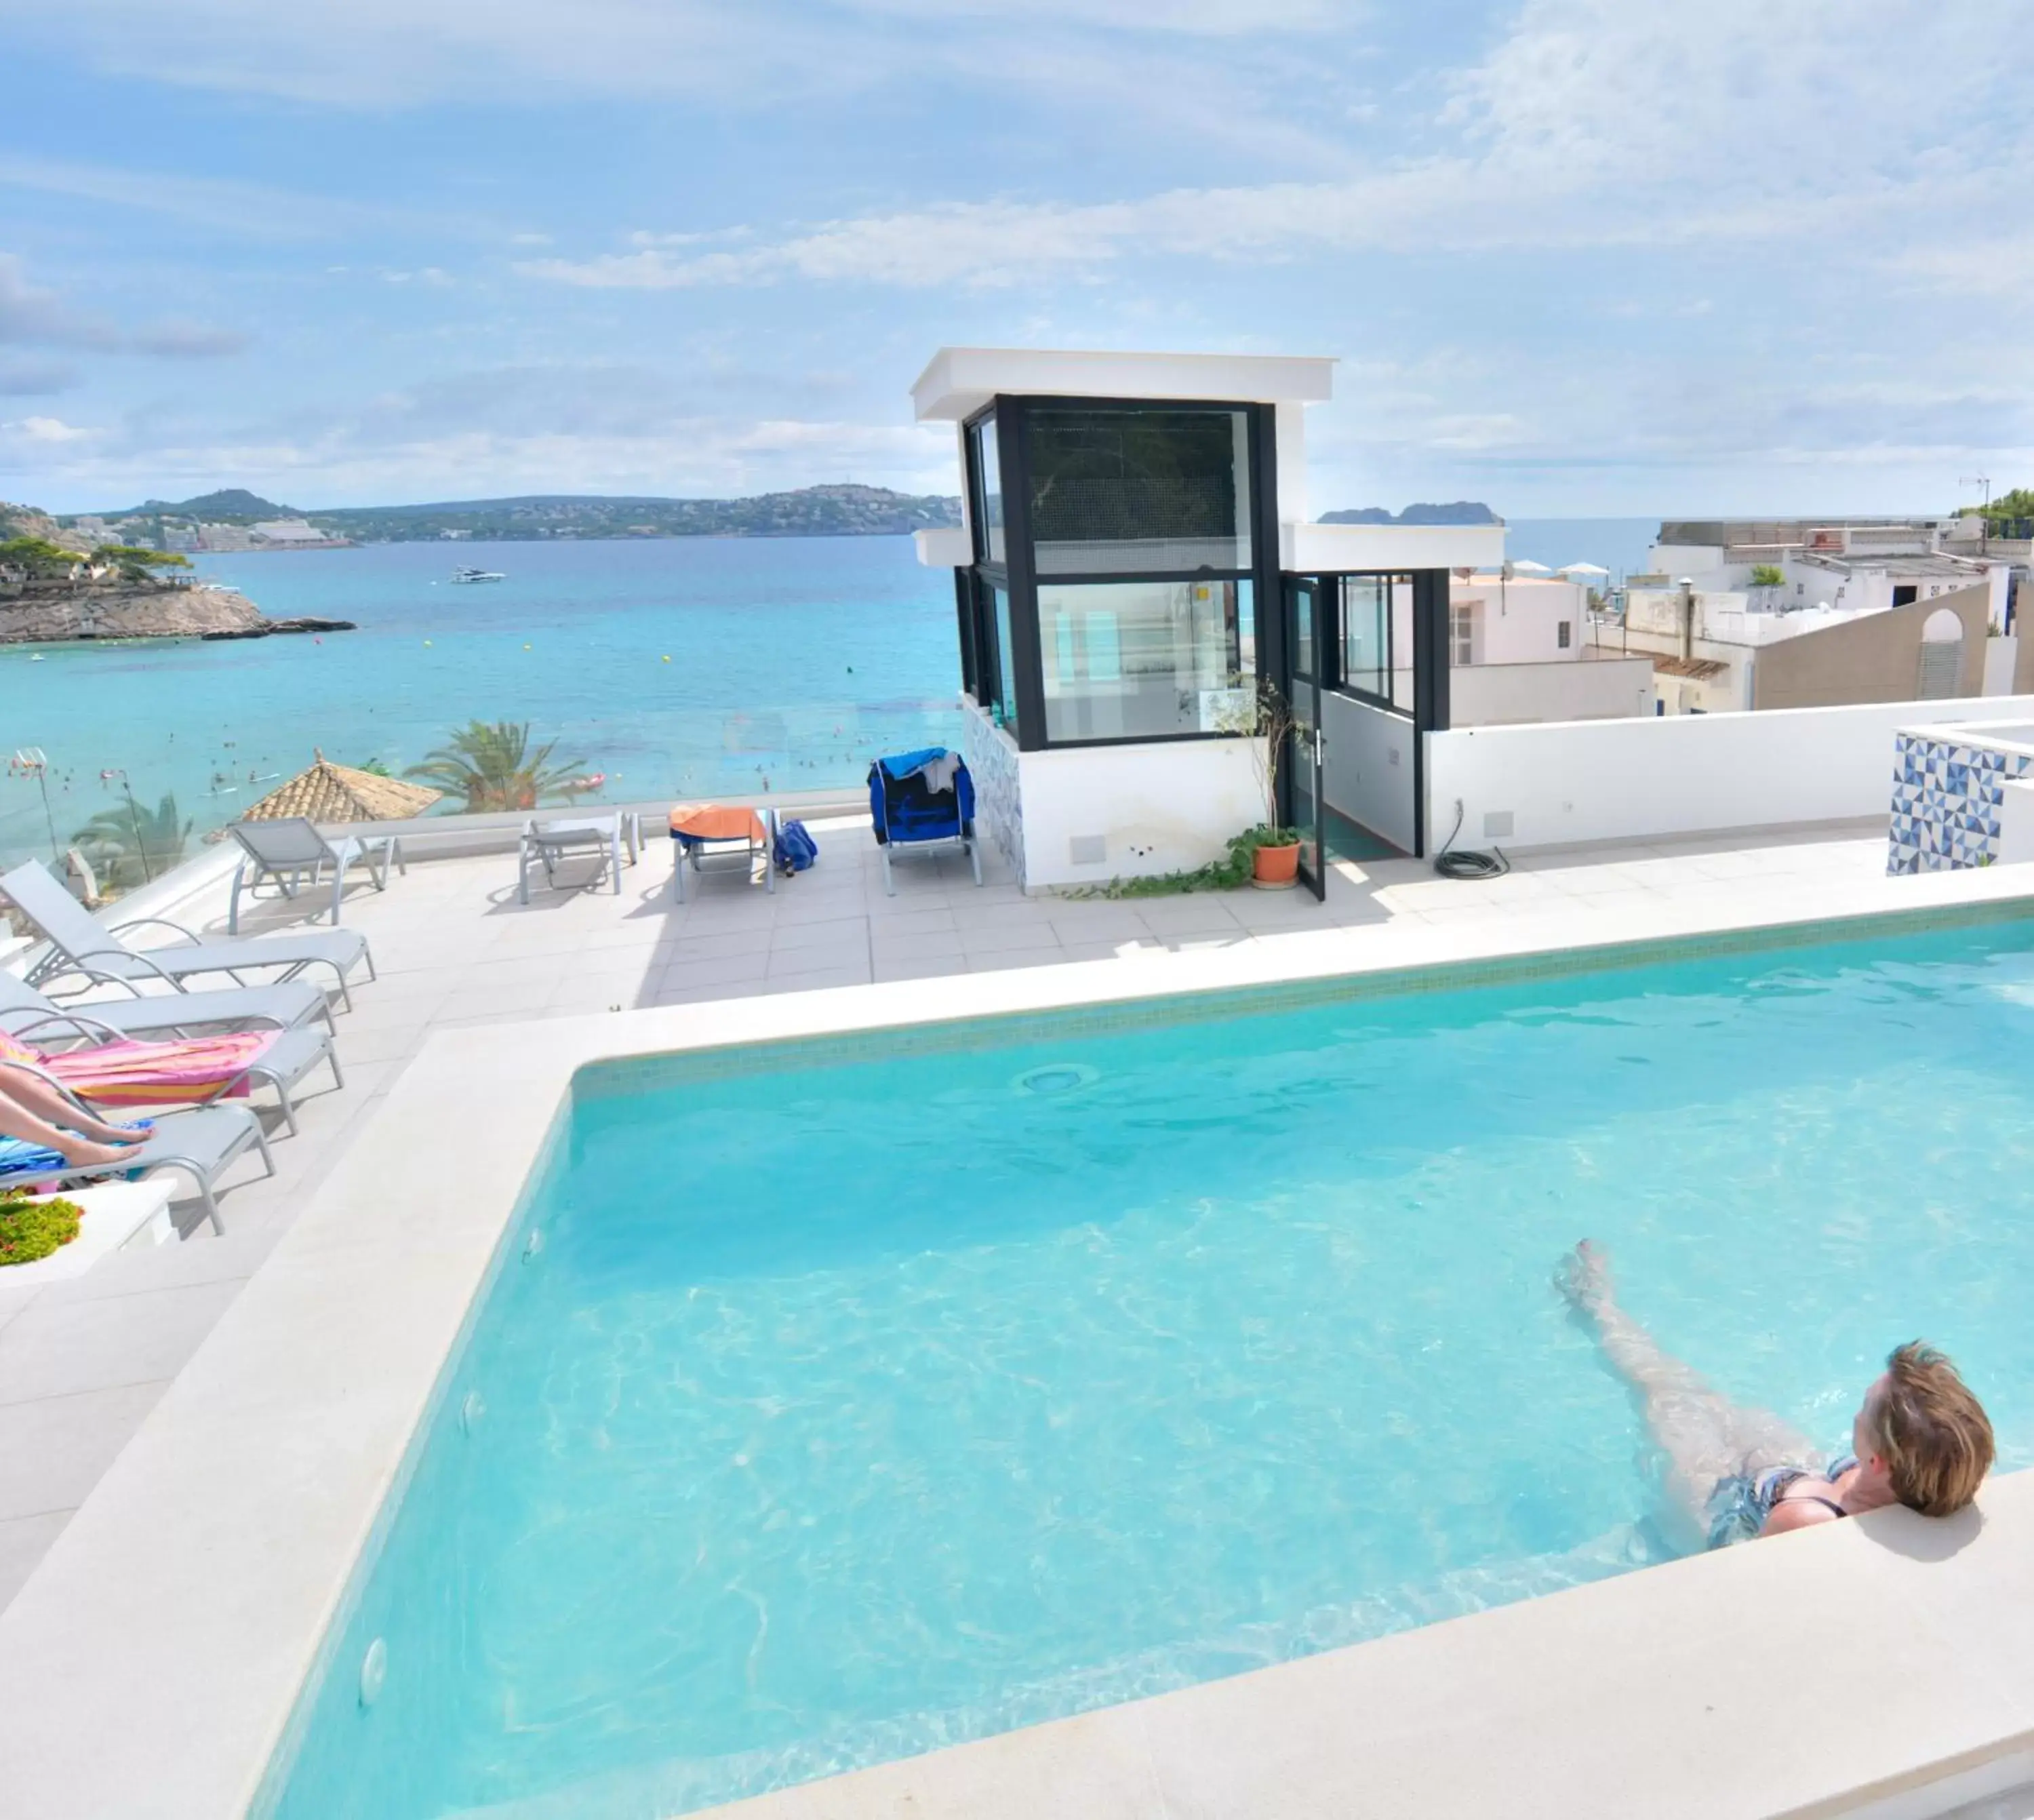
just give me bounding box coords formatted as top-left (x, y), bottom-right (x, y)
top-left (1321, 502), bottom-right (1502, 526)
top-left (1, 500), bottom-right (95, 553)
top-left (130, 488), bottom-right (295, 519)
top-left (70, 483), bottom-right (963, 544)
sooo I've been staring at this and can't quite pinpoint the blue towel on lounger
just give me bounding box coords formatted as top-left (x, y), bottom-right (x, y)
top-left (877, 748), bottom-right (949, 780)
top-left (869, 752), bottom-right (975, 845)
top-left (0, 1120), bottom-right (153, 1181)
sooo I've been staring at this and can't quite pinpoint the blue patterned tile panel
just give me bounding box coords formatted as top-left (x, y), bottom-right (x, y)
top-left (1890, 726), bottom-right (2029, 873)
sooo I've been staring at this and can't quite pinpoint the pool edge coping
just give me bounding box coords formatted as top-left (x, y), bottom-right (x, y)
top-left (5, 863), bottom-right (2034, 1820)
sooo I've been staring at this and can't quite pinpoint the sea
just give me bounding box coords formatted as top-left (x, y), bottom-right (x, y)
top-left (0, 519), bottom-right (1658, 869)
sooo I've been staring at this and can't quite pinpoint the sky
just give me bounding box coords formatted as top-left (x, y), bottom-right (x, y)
top-left (2, 0), bottom-right (2032, 519)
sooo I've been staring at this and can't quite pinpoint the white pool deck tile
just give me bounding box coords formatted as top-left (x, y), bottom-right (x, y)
top-left (5, 811), bottom-right (2034, 1820)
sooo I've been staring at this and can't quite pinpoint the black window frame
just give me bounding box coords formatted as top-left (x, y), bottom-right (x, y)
top-left (955, 393), bottom-right (1282, 753)
top-left (1331, 572), bottom-right (1421, 714)
top-left (953, 567), bottom-right (980, 700)
top-left (1022, 400), bottom-right (1256, 580)
top-left (965, 409), bottom-right (1004, 566)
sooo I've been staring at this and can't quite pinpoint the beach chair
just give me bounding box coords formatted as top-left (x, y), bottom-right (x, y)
top-left (667, 805), bottom-right (777, 903)
top-left (227, 817), bottom-right (404, 933)
top-left (1, 858), bottom-right (373, 1011)
top-left (517, 811), bottom-right (639, 904)
top-left (0, 1021), bottom-right (340, 1139)
top-left (869, 749), bottom-right (982, 896)
top-left (0, 962), bottom-right (333, 1042)
top-left (0, 1060), bottom-right (274, 1235)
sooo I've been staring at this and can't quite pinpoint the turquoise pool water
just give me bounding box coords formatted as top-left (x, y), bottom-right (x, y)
top-left (269, 922), bottom-right (2034, 1819)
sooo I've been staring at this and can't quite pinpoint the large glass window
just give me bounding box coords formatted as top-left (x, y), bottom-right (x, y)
top-left (1027, 408), bottom-right (1252, 576)
top-left (991, 584), bottom-right (1019, 734)
top-left (968, 414), bottom-right (1004, 563)
top-left (1037, 579), bottom-right (1253, 742)
top-left (1340, 574), bottom-right (1415, 709)
top-left (955, 570), bottom-right (980, 699)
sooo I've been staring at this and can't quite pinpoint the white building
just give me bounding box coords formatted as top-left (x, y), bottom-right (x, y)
top-left (1443, 572), bottom-right (1656, 726)
top-left (1609, 519), bottom-right (2018, 713)
top-left (1642, 519), bottom-right (2009, 631)
top-left (911, 347), bottom-right (1504, 889)
top-left (249, 519), bottom-right (343, 548)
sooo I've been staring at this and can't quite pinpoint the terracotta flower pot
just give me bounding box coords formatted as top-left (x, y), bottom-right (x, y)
top-left (1251, 840), bottom-right (1302, 889)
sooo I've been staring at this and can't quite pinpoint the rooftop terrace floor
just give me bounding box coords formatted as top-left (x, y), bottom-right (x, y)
top-left (0, 814), bottom-right (1917, 1610)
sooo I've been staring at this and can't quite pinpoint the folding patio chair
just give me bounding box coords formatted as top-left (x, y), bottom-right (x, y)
top-left (667, 805), bottom-right (778, 903)
top-left (517, 811), bottom-right (640, 903)
top-left (869, 748), bottom-right (982, 896)
top-left (227, 816), bottom-right (404, 933)
top-left (1, 858), bottom-right (373, 1011)
top-left (0, 960), bottom-right (333, 1042)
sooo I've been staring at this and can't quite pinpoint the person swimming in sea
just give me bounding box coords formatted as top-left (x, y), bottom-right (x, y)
top-left (1557, 1240), bottom-right (1993, 1547)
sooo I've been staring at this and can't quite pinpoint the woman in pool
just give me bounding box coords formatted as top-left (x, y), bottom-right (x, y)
top-left (1557, 1240), bottom-right (1993, 1548)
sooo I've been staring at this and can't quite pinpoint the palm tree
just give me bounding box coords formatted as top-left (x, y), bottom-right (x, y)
top-left (405, 720), bottom-right (588, 813)
top-left (71, 791), bottom-right (191, 890)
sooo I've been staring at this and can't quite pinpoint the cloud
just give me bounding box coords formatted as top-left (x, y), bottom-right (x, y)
top-left (129, 321), bottom-right (251, 358)
top-left (0, 255), bottom-right (117, 348)
top-left (0, 153), bottom-right (455, 240)
top-left (1, 255), bottom-right (250, 365)
top-left (0, 0), bottom-right (1367, 108)
top-left (0, 356), bottom-right (78, 396)
top-left (6, 416), bottom-right (96, 443)
top-left (0, 361), bottom-right (957, 503)
top-left (509, 1), bottom-right (2033, 296)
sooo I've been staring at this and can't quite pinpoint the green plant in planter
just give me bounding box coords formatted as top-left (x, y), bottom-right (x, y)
top-left (1749, 563), bottom-right (1785, 589)
top-left (0, 1191), bottom-right (85, 1266)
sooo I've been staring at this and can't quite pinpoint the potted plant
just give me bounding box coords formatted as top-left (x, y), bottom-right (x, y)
top-left (1243, 679), bottom-right (1303, 888)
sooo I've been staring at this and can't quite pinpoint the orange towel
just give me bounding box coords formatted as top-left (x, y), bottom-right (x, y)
top-left (669, 804), bottom-right (766, 843)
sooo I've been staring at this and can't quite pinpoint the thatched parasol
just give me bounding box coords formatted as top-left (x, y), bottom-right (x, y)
top-left (241, 750), bottom-right (443, 824)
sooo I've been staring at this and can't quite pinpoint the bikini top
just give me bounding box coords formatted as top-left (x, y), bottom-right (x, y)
top-left (1763, 1452), bottom-right (1858, 1522)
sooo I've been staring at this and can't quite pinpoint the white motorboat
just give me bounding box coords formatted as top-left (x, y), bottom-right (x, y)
top-left (450, 566), bottom-right (506, 584)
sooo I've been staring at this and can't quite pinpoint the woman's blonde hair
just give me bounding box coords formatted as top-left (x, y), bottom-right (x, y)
top-left (1869, 1342), bottom-right (1994, 1518)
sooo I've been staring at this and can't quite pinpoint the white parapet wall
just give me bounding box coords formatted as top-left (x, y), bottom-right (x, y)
top-left (1450, 657), bottom-right (1657, 727)
top-left (1321, 692), bottom-right (1416, 854)
top-left (1016, 737), bottom-right (1265, 890)
top-left (1425, 694), bottom-right (2034, 851)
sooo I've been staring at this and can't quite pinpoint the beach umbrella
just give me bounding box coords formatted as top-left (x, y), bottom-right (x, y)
top-left (240, 751), bottom-right (443, 823)
top-left (1558, 562), bottom-right (1610, 577)
top-left (1508, 559), bottom-right (1553, 575)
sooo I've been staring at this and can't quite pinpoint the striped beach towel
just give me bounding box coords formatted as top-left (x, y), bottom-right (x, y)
top-left (0, 1029), bottom-right (270, 1106)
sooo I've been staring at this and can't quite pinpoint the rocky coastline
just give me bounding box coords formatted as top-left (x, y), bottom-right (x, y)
top-left (0, 580), bottom-right (355, 646)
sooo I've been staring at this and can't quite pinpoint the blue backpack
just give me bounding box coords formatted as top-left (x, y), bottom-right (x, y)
top-left (773, 818), bottom-right (819, 875)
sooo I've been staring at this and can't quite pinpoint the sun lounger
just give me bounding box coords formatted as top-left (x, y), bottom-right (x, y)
top-left (0, 1061), bottom-right (274, 1235)
top-left (0, 1023), bottom-right (341, 1138)
top-left (0, 966), bottom-right (332, 1042)
top-left (517, 812), bottom-right (640, 903)
top-left (869, 749), bottom-right (982, 895)
top-left (227, 816), bottom-right (404, 934)
top-left (667, 805), bottom-right (776, 903)
top-left (2, 858), bottom-right (374, 1011)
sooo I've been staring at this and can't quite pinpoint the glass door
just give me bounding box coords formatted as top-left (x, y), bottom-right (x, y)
top-left (1284, 578), bottom-right (1327, 901)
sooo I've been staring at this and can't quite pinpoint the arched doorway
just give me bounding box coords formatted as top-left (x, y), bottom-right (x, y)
top-left (1917, 608), bottom-right (1964, 699)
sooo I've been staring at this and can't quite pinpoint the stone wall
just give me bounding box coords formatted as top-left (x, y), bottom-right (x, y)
top-left (958, 696), bottom-right (1023, 889)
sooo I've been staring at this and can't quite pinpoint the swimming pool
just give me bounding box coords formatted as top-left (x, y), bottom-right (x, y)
top-left (266, 919), bottom-right (2034, 1819)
